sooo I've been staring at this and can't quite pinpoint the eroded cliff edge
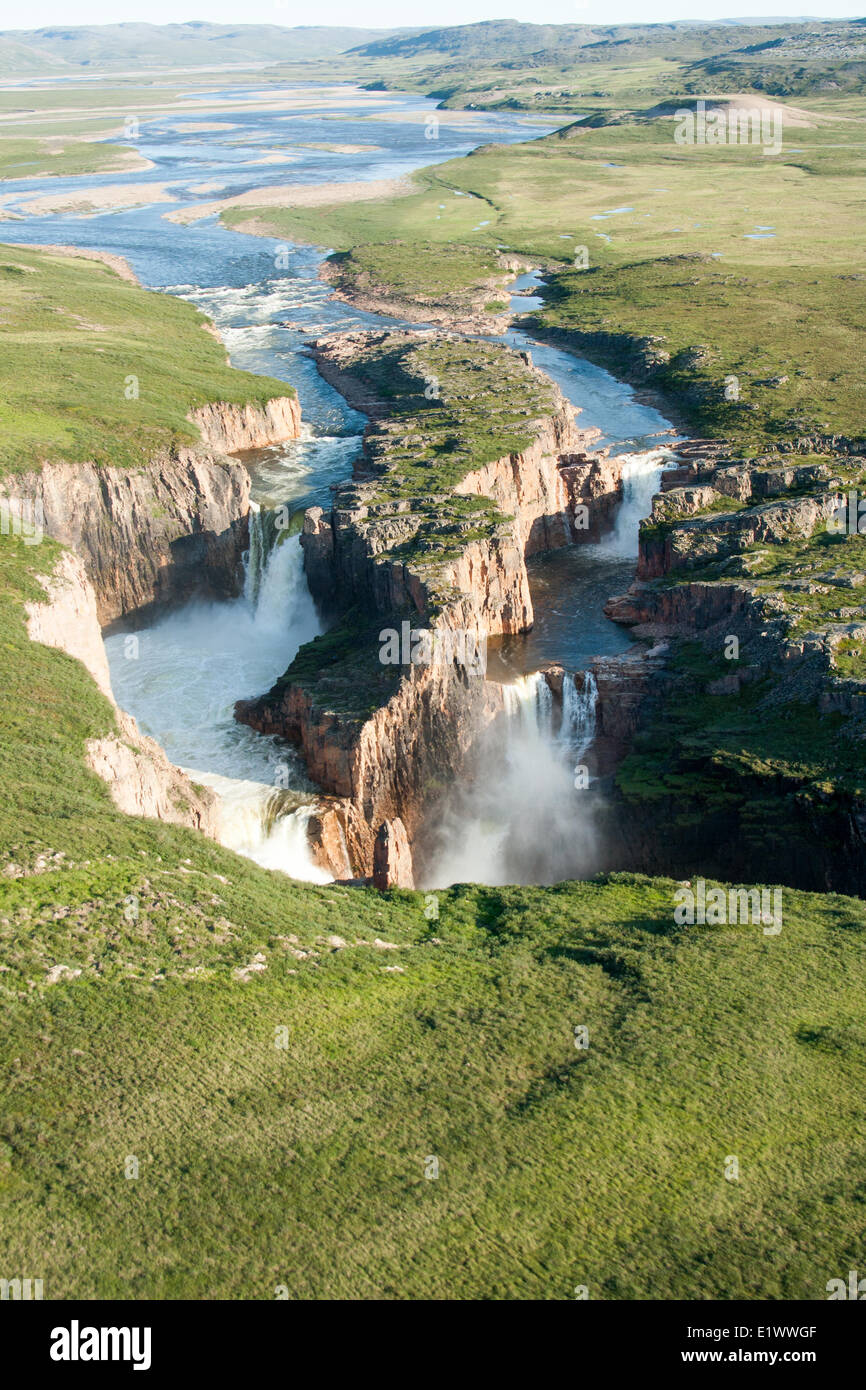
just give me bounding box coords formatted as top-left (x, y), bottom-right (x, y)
top-left (236, 329), bottom-right (629, 883)
top-left (4, 395), bottom-right (301, 629)
top-left (26, 549), bottom-right (219, 835)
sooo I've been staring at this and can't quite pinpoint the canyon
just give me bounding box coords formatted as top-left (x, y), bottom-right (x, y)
top-left (19, 392), bottom-right (304, 839)
top-left (26, 548), bottom-right (218, 835)
top-left (235, 328), bottom-right (657, 884)
top-left (19, 296), bottom-right (865, 901)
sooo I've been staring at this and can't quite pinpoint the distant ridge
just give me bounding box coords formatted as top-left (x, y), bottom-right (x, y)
top-left (0, 22), bottom-right (419, 73)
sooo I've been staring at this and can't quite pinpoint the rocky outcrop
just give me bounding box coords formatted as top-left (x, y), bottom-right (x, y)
top-left (84, 720), bottom-right (215, 833)
top-left (453, 432), bottom-right (622, 554)
top-left (373, 818), bottom-right (413, 890)
top-left (26, 550), bottom-right (217, 836)
top-left (239, 633), bottom-right (502, 881)
top-left (320, 250), bottom-right (535, 337)
top-left (188, 396), bottom-right (301, 453)
top-left (597, 444), bottom-right (866, 896)
top-left (639, 489), bottom-right (842, 580)
top-left (4, 395), bottom-right (302, 629)
top-left (590, 644), bottom-right (671, 772)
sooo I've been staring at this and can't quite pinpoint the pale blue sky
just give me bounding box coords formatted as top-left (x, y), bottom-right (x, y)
top-left (2, 3), bottom-right (863, 31)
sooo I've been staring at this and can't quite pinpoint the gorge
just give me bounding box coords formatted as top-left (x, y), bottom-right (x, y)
top-left (8, 79), bottom-right (864, 905)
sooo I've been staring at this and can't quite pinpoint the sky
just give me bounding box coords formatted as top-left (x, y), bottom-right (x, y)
top-left (1, 2), bottom-right (863, 30)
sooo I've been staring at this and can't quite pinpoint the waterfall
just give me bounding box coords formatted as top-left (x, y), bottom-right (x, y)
top-left (192, 773), bottom-right (331, 882)
top-left (504, 669), bottom-right (598, 762)
top-left (422, 668), bottom-right (599, 889)
top-left (105, 505), bottom-right (331, 885)
top-left (244, 502), bottom-right (267, 607)
top-left (503, 671), bottom-right (554, 737)
top-left (562, 671), bottom-right (598, 764)
top-left (207, 511), bottom-right (328, 880)
top-left (598, 448), bottom-right (672, 558)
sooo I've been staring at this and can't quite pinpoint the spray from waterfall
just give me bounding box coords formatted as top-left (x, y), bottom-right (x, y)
top-left (419, 448), bottom-right (671, 889)
top-left (422, 669), bottom-right (600, 888)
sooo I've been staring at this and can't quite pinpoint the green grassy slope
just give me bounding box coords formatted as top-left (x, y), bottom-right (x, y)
top-left (0, 244), bottom-right (294, 472)
top-left (2, 530), bottom-right (865, 1299)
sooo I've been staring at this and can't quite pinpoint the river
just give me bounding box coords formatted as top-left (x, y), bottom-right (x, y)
top-left (4, 82), bottom-right (677, 886)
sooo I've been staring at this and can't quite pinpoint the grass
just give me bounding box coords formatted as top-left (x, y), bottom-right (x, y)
top-left (0, 136), bottom-right (140, 180)
top-left (3, 520), bottom-right (866, 1298)
top-left (227, 96), bottom-right (866, 448)
top-left (321, 239), bottom-right (513, 322)
top-left (334, 334), bottom-right (555, 500)
top-left (0, 243), bottom-right (295, 472)
top-left (2, 49), bottom-right (866, 1300)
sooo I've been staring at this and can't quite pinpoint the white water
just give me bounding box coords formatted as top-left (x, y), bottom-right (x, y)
top-left (596, 448), bottom-right (672, 558)
top-left (106, 513), bottom-right (332, 883)
top-left (422, 670), bottom-right (600, 888)
top-left (422, 442), bottom-right (670, 889)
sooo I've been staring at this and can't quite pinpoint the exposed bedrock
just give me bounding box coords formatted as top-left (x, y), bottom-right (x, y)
top-left (10, 452), bottom-right (251, 630)
top-left (188, 395), bottom-right (301, 454)
top-left (5, 397), bottom-right (301, 630)
top-left (237, 331), bottom-right (631, 884)
top-left (639, 490), bottom-right (843, 580)
top-left (600, 444), bottom-right (866, 895)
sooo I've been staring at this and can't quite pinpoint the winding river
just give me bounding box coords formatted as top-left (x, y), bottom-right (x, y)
top-left (5, 82), bottom-right (677, 886)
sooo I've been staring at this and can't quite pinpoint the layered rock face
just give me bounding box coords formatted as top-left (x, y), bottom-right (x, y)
top-left (238, 331), bottom-right (629, 884)
top-left (188, 396), bottom-right (301, 454)
top-left (601, 445), bottom-right (866, 893)
top-left (453, 430), bottom-right (623, 555)
top-left (639, 481), bottom-right (842, 579)
top-left (13, 392), bottom-right (305, 847)
top-left (5, 396), bottom-right (301, 629)
top-left (9, 451), bottom-right (251, 629)
top-left (26, 551), bottom-right (217, 836)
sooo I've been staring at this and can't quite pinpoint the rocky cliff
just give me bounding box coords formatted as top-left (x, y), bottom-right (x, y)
top-left (26, 550), bottom-right (218, 836)
top-left (188, 395), bottom-right (301, 454)
top-left (237, 330), bottom-right (630, 883)
top-left (5, 396), bottom-right (302, 629)
top-left (600, 443), bottom-right (866, 893)
top-left (8, 450), bottom-right (251, 629)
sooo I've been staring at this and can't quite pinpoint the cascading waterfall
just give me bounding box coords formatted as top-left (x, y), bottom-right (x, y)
top-left (598, 448), bottom-right (672, 558)
top-left (420, 448), bottom-right (673, 890)
top-left (192, 517), bottom-right (331, 881)
top-left (563, 671), bottom-right (598, 763)
top-left (105, 508), bottom-right (331, 884)
top-left (244, 502), bottom-right (268, 607)
top-left (503, 671), bottom-right (554, 735)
